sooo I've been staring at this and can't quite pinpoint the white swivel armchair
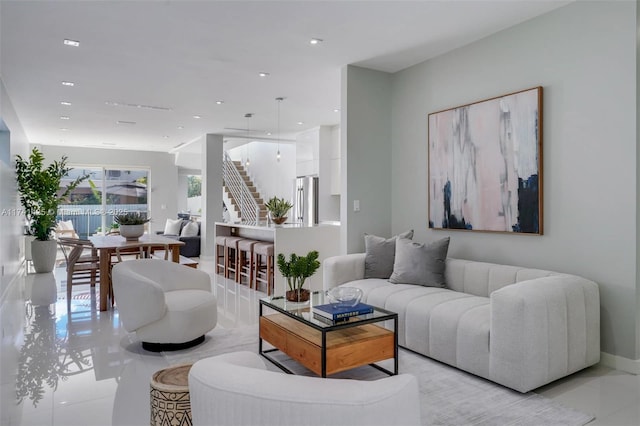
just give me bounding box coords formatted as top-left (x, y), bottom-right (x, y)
top-left (189, 351), bottom-right (421, 426)
top-left (112, 259), bottom-right (217, 351)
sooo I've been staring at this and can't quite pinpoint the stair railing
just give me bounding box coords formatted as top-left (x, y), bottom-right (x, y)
top-left (223, 151), bottom-right (260, 222)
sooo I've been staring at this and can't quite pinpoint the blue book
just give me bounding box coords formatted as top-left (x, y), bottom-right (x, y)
top-left (312, 302), bottom-right (374, 320)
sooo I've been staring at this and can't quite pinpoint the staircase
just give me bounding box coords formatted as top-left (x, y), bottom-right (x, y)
top-left (223, 152), bottom-right (268, 222)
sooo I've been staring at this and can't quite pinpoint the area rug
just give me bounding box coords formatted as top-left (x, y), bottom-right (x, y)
top-left (164, 325), bottom-right (595, 426)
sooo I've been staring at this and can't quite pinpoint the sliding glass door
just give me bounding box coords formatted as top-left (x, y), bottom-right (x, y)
top-left (59, 167), bottom-right (149, 238)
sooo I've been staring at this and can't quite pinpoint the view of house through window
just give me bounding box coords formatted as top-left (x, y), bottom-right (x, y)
top-left (59, 167), bottom-right (150, 238)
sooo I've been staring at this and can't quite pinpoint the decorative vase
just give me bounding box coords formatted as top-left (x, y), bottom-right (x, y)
top-left (286, 288), bottom-right (310, 303)
top-left (30, 240), bottom-right (58, 273)
top-left (119, 224), bottom-right (145, 241)
top-left (269, 213), bottom-right (287, 225)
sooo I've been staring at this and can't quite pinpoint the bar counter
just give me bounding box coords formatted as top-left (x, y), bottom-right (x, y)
top-left (215, 221), bottom-right (340, 295)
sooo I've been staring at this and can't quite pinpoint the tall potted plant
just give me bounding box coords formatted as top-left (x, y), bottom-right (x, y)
top-left (277, 250), bottom-right (320, 302)
top-left (15, 148), bottom-right (88, 273)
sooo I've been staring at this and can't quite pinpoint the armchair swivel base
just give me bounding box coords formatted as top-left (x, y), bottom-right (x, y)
top-left (143, 335), bottom-right (205, 352)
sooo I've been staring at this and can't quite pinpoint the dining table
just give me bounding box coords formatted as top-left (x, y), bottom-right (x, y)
top-left (88, 233), bottom-right (185, 311)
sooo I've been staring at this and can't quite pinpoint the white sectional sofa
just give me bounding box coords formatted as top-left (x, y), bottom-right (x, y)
top-left (323, 254), bottom-right (600, 393)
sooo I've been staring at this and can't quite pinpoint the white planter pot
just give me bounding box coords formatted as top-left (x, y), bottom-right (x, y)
top-left (30, 240), bottom-right (58, 273)
top-left (119, 224), bottom-right (145, 241)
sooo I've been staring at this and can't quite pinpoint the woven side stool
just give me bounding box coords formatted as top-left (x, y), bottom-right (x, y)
top-left (150, 363), bottom-right (194, 426)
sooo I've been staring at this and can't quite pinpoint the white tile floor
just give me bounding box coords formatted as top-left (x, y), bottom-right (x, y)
top-left (1, 259), bottom-right (639, 425)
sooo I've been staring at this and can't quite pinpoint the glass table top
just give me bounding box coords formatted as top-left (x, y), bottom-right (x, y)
top-left (260, 291), bottom-right (396, 330)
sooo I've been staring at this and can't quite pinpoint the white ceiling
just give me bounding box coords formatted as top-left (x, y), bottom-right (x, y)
top-left (0, 0), bottom-right (572, 153)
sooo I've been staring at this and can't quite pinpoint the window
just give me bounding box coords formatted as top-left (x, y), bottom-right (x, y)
top-left (59, 167), bottom-right (149, 238)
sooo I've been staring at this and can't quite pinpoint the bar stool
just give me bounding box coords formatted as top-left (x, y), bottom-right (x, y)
top-left (237, 239), bottom-right (259, 287)
top-left (253, 242), bottom-right (274, 295)
top-left (224, 236), bottom-right (245, 281)
top-left (215, 236), bottom-right (226, 275)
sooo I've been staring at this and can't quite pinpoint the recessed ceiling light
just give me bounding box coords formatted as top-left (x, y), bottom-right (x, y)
top-left (193, 115), bottom-right (202, 119)
top-left (333, 109), bottom-right (340, 113)
top-left (177, 126), bottom-right (184, 130)
top-left (59, 128), bottom-right (69, 131)
top-left (258, 72), bottom-right (270, 77)
top-left (60, 101), bottom-right (72, 106)
top-left (63, 39), bottom-right (80, 47)
top-left (297, 121), bottom-right (304, 125)
top-left (60, 116), bottom-right (70, 120)
top-left (266, 132), bottom-right (272, 136)
top-left (216, 100), bottom-right (224, 105)
top-left (310, 38), bottom-right (323, 45)
top-left (61, 81), bottom-right (75, 87)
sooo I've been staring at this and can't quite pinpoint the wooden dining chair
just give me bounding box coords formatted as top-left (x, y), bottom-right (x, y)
top-left (57, 238), bottom-right (101, 310)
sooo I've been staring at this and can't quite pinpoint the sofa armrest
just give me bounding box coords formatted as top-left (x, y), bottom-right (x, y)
top-left (489, 274), bottom-right (600, 392)
top-left (323, 253), bottom-right (366, 290)
top-left (178, 235), bottom-right (200, 243)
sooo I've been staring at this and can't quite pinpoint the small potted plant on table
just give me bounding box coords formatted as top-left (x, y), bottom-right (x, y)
top-left (113, 212), bottom-right (150, 241)
top-left (277, 250), bottom-right (320, 302)
top-left (265, 196), bottom-right (293, 225)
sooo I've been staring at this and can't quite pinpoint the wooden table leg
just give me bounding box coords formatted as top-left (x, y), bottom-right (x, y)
top-left (99, 248), bottom-right (110, 311)
top-left (171, 244), bottom-right (180, 263)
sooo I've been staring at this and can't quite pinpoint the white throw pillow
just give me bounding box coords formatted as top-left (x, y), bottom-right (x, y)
top-left (164, 218), bottom-right (183, 235)
top-left (180, 221), bottom-right (199, 237)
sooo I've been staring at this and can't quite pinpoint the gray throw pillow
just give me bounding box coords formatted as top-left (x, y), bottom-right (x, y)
top-left (389, 237), bottom-right (450, 287)
top-left (364, 230), bottom-right (414, 279)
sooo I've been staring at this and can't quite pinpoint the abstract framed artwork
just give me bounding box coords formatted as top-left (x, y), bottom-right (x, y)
top-left (428, 87), bottom-right (543, 234)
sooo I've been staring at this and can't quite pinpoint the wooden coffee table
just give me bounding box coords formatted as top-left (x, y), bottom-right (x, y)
top-left (259, 292), bottom-right (398, 377)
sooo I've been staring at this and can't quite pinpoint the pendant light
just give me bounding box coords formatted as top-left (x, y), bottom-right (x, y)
top-left (245, 113), bottom-right (252, 167)
top-left (276, 97), bottom-right (284, 162)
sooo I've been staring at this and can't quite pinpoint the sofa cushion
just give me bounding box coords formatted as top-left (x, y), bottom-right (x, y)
top-left (181, 221), bottom-right (199, 237)
top-left (164, 218), bottom-right (183, 235)
top-left (389, 237), bottom-right (450, 287)
top-left (364, 230), bottom-right (413, 279)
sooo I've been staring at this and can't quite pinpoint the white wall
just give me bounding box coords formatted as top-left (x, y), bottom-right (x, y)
top-left (341, 65), bottom-right (392, 253)
top-left (0, 77), bottom-right (30, 426)
top-left (39, 146), bottom-right (178, 234)
top-left (388, 1), bottom-right (637, 360)
top-left (0, 79), bottom-right (29, 294)
top-left (228, 141), bottom-right (296, 203)
top-left (318, 125), bottom-right (340, 223)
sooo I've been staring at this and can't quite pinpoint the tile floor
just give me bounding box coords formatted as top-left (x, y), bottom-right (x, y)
top-left (1, 259), bottom-right (639, 425)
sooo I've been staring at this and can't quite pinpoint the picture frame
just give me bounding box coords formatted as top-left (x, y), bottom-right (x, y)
top-left (428, 87), bottom-right (543, 234)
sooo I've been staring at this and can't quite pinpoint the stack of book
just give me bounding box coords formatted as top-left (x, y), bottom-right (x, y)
top-left (312, 302), bottom-right (374, 323)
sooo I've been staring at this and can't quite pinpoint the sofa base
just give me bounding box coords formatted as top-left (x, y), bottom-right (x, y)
top-left (142, 335), bottom-right (205, 352)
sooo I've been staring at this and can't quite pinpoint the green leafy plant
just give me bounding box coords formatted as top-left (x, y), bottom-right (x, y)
top-left (15, 148), bottom-right (89, 241)
top-left (113, 212), bottom-right (150, 225)
top-left (277, 250), bottom-right (320, 292)
top-left (264, 196), bottom-right (293, 218)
